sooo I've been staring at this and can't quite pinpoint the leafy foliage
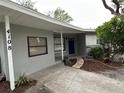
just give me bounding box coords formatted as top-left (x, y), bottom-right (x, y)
top-left (16, 0), bottom-right (37, 11)
top-left (48, 8), bottom-right (73, 23)
top-left (90, 46), bottom-right (104, 59)
top-left (15, 74), bottom-right (30, 87)
top-left (96, 17), bottom-right (124, 55)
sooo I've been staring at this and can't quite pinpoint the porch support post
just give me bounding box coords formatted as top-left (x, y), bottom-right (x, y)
top-left (5, 16), bottom-right (15, 90)
top-left (60, 32), bottom-right (64, 60)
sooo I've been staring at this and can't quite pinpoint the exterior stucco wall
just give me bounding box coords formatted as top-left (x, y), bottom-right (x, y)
top-left (11, 25), bottom-right (55, 79)
top-left (77, 34), bottom-right (86, 56)
top-left (86, 34), bottom-right (97, 46)
top-left (0, 23), bottom-right (55, 80)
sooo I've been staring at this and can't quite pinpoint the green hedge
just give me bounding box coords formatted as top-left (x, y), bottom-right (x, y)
top-left (90, 46), bottom-right (104, 59)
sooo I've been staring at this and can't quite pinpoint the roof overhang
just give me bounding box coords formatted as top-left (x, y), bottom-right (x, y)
top-left (0, 0), bottom-right (87, 33)
top-left (83, 29), bottom-right (96, 34)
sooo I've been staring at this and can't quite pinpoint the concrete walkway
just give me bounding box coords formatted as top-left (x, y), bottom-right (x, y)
top-left (27, 63), bottom-right (124, 93)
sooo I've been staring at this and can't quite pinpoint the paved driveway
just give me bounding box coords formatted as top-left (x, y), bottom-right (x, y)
top-left (27, 63), bottom-right (124, 93)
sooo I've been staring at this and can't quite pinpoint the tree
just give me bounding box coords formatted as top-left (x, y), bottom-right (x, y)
top-left (48, 8), bottom-right (73, 23)
top-left (101, 0), bottom-right (124, 16)
top-left (96, 17), bottom-right (124, 57)
top-left (16, 0), bottom-right (37, 10)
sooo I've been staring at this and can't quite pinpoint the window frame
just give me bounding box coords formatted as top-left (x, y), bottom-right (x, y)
top-left (27, 36), bottom-right (48, 57)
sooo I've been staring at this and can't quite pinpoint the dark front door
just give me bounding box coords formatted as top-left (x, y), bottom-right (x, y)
top-left (68, 39), bottom-right (75, 54)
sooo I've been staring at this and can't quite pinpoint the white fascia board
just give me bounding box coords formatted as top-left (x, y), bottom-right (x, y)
top-left (83, 29), bottom-right (96, 32)
top-left (0, 0), bottom-right (85, 32)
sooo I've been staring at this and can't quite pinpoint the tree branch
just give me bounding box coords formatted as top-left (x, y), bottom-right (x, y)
top-left (112, 0), bottom-right (120, 14)
top-left (102, 0), bottom-right (115, 14)
top-left (102, 0), bottom-right (121, 16)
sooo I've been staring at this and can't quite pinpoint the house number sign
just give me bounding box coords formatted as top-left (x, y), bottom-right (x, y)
top-left (6, 29), bottom-right (12, 50)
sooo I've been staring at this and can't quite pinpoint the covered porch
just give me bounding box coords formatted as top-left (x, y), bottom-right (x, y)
top-left (54, 32), bottom-right (86, 61)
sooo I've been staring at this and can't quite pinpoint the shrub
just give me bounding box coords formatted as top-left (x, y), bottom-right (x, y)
top-left (15, 74), bottom-right (30, 87)
top-left (90, 46), bottom-right (104, 59)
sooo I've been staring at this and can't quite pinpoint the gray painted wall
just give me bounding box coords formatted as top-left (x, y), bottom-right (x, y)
top-left (0, 23), bottom-right (55, 80)
top-left (77, 34), bottom-right (86, 56)
top-left (86, 34), bottom-right (97, 46)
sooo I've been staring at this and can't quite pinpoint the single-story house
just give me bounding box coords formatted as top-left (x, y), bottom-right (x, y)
top-left (0, 0), bottom-right (89, 90)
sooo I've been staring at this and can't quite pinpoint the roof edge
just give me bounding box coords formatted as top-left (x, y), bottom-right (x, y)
top-left (0, 0), bottom-right (85, 32)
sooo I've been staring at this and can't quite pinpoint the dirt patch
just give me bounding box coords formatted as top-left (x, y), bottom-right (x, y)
top-left (80, 59), bottom-right (123, 73)
top-left (0, 80), bottom-right (37, 93)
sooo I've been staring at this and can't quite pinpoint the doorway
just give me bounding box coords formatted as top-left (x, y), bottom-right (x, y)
top-left (68, 39), bottom-right (75, 54)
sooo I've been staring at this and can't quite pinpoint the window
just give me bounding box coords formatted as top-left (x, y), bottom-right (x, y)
top-left (27, 36), bottom-right (48, 57)
top-left (54, 37), bottom-right (65, 51)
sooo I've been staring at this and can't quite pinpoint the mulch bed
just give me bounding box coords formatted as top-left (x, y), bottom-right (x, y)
top-left (0, 80), bottom-right (37, 93)
top-left (81, 59), bottom-right (123, 73)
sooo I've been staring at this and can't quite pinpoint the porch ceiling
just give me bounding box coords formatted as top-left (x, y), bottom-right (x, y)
top-left (0, 0), bottom-right (85, 33)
